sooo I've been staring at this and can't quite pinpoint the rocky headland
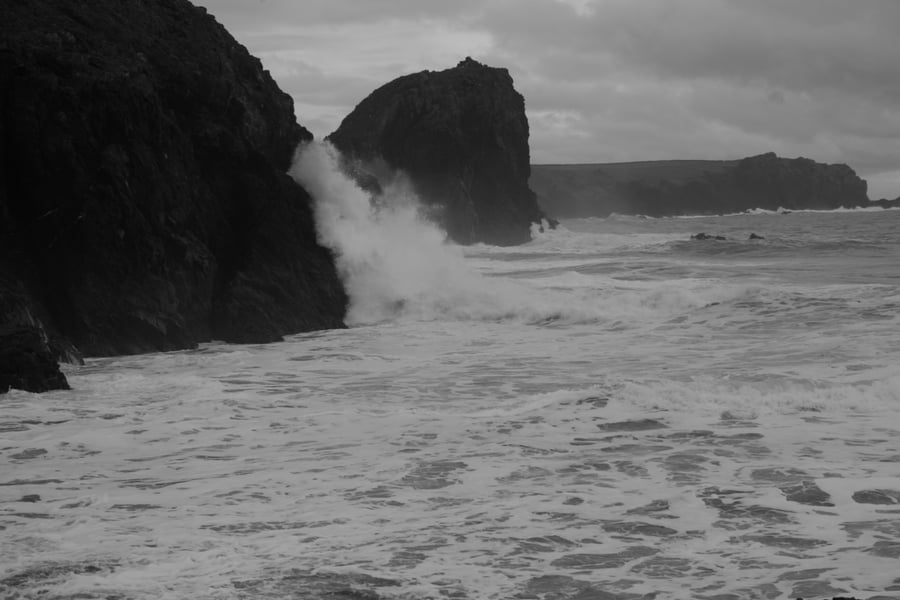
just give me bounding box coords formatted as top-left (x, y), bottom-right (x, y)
top-left (0, 0), bottom-right (347, 391)
top-left (328, 58), bottom-right (550, 246)
top-left (531, 153), bottom-right (872, 218)
top-left (871, 196), bottom-right (900, 210)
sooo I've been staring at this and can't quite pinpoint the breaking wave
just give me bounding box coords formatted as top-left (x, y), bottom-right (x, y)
top-left (290, 141), bottom-right (476, 325)
top-left (288, 142), bottom-right (761, 328)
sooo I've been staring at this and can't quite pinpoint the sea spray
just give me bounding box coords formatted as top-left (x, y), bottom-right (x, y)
top-left (289, 141), bottom-right (484, 325)
top-left (289, 141), bottom-right (756, 326)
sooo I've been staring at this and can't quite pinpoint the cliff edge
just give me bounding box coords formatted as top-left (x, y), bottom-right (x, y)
top-left (328, 58), bottom-right (549, 246)
top-left (0, 0), bottom-right (347, 390)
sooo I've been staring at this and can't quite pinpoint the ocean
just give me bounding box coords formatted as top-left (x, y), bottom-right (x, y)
top-left (2, 142), bottom-right (900, 599)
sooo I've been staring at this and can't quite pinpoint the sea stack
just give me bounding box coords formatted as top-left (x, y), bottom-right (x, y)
top-left (0, 0), bottom-right (347, 390)
top-left (328, 58), bottom-right (550, 246)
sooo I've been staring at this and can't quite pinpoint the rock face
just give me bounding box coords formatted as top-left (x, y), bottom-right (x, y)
top-left (0, 276), bottom-right (74, 392)
top-left (531, 153), bottom-right (871, 218)
top-left (730, 152), bottom-right (868, 211)
top-left (328, 58), bottom-right (549, 246)
top-left (0, 325), bottom-right (70, 394)
top-left (0, 0), bottom-right (347, 389)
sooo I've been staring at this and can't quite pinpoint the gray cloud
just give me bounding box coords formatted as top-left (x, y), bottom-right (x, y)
top-left (200, 0), bottom-right (485, 30)
top-left (198, 0), bottom-right (900, 198)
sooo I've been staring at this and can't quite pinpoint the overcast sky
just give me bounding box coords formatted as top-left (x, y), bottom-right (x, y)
top-left (198, 0), bottom-right (900, 199)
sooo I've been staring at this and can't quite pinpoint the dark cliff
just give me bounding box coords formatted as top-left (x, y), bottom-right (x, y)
top-left (328, 58), bottom-right (549, 246)
top-left (0, 0), bottom-right (347, 391)
top-left (872, 196), bottom-right (900, 209)
top-left (532, 153), bottom-right (871, 218)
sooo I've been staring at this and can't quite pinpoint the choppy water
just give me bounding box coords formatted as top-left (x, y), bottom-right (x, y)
top-left (3, 145), bottom-right (900, 599)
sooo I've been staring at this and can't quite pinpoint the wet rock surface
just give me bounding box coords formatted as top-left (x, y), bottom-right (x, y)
top-left (328, 57), bottom-right (550, 246)
top-left (0, 0), bottom-right (347, 377)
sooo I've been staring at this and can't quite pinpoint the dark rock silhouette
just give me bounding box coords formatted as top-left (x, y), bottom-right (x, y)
top-left (328, 57), bottom-right (550, 245)
top-left (732, 152), bottom-right (868, 211)
top-left (531, 153), bottom-right (872, 218)
top-left (0, 325), bottom-right (69, 393)
top-left (871, 196), bottom-right (900, 209)
top-left (691, 233), bottom-right (727, 241)
top-left (749, 233), bottom-right (765, 240)
top-left (0, 0), bottom-right (347, 391)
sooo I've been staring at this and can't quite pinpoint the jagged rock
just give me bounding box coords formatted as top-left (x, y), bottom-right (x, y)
top-left (531, 153), bottom-right (872, 218)
top-left (691, 233), bottom-right (727, 241)
top-left (749, 233), bottom-right (765, 240)
top-left (328, 57), bottom-right (550, 245)
top-left (0, 0), bottom-right (347, 370)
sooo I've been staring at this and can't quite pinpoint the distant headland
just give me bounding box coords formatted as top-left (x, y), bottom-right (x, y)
top-left (531, 153), bottom-right (899, 218)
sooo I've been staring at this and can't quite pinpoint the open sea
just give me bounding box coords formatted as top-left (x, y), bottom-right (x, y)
top-left (2, 143), bottom-right (900, 599)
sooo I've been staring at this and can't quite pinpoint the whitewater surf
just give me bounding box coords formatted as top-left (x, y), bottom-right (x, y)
top-left (3, 142), bottom-right (900, 599)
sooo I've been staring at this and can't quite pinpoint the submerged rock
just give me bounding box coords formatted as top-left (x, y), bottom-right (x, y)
top-left (328, 57), bottom-right (551, 246)
top-left (0, 0), bottom-right (347, 373)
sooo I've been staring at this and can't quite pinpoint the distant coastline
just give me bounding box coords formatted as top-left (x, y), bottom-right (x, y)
top-left (530, 153), bottom-right (899, 219)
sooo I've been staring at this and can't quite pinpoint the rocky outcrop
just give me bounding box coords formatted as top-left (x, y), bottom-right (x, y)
top-left (0, 0), bottom-right (347, 388)
top-left (871, 196), bottom-right (900, 209)
top-left (328, 58), bottom-right (549, 246)
top-left (0, 275), bottom-right (74, 392)
top-left (0, 325), bottom-right (70, 394)
top-left (531, 153), bottom-right (872, 218)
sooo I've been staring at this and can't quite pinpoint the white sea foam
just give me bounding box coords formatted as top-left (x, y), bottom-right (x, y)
top-left (471, 222), bottom-right (679, 256)
top-left (4, 187), bottom-right (900, 599)
top-left (618, 374), bottom-right (900, 417)
top-left (690, 204), bottom-right (899, 217)
top-left (290, 141), bottom-right (478, 325)
top-left (289, 142), bottom-right (611, 326)
top-left (7, 334), bottom-right (900, 598)
top-left (290, 144), bottom-right (770, 328)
